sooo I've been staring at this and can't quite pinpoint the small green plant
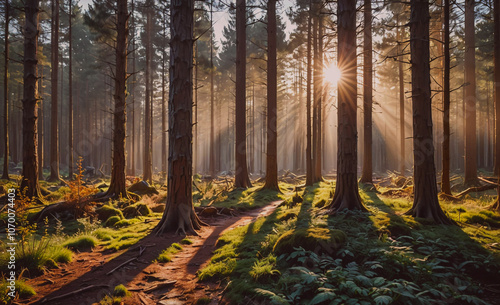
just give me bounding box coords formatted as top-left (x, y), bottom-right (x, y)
top-left (0, 277), bottom-right (36, 303)
top-left (180, 238), bottom-right (193, 245)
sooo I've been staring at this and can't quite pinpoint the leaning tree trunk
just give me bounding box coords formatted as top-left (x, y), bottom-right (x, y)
top-left (305, 5), bottom-right (313, 186)
top-left (263, 0), bottom-right (279, 191)
top-left (103, 0), bottom-right (129, 199)
top-left (464, 0), bottom-right (478, 186)
top-left (325, 0), bottom-right (367, 213)
top-left (154, 0), bottom-right (206, 236)
top-left (48, 0), bottom-right (60, 182)
top-left (404, 0), bottom-right (454, 225)
top-left (20, 0), bottom-right (43, 201)
top-left (360, 0), bottom-right (373, 184)
top-left (491, 0), bottom-right (500, 210)
top-left (441, 0), bottom-right (452, 195)
top-left (2, 0), bottom-right (10, 180)
top-left (234, 0), bottom-right (252, 188)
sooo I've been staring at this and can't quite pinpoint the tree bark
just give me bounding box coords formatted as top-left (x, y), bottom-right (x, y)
top-left (2, 0), bottom-right (9, 180)
top-left (130, 0), bottom-right (136, 177)
top-left (38, 67), bottom-right (44, 180)
top-left (263, 0), bottom-right (279, 191)
top-left (315, 12), bottom-right (323, 181)
top-left (464, 0), bottom-right (478, 186)
top-left (404, 0), bottom-right (454, 225)
top-left (162, 7), bottom-right (167, 182)
top-left (68, 0), bottom-right (74, 179)
top-left (492, 0), bottom-right (500, 210)
top-left (441, 0), bottom-right (452, 195)
top-left (20, 0), bottom-right (43, 201)
top-left (143, 1), bottom-right (153, 184)
top-left (154, 0), bottom-right (206, 236)
top-left (360, 0), bottom-right (373, 184)
top-left (398, 15), bottom-right (405, 177)
top-left (209, 2), bottom-right (215, 178)
top-left (305, 3), bottom-right (313, 186)
top-left (48, 0), bottom-right (60, 182)
top-left (234, 0), bottom-right (252, 188)
top-left (104, 0), bottom-right (129, 199)
top-left (325, 0), bottom-right (366, 213)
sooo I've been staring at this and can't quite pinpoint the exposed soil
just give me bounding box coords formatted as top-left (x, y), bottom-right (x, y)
top-left (20, 201), bottom-right (282, 305)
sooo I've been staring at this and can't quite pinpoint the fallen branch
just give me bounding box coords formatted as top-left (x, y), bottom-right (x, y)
top-left (456, 184), bottom-right (497, 198)
top-left (106, 246), bottom-right (146, 275)
top-left (479, 177), bottom-right (500, 187)
top-left (40, 285), bottom-right (109, 303)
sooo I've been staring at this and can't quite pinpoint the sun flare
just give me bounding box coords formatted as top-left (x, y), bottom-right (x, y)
top-left (323, 63), bottom-right (342, 85)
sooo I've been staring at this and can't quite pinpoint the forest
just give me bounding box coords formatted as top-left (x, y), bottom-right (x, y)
top-left (0, 0), bottom-right (500, 304)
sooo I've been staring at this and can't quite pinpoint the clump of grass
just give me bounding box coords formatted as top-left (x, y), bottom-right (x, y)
top-left (156, 243), bottom-right (183, 263)
top-left (180, 238), bottom-right (193, 245)
top-left (63, 235), bottom-right (98, 251)
top-left (113, 218), bottom-right (141, 228)
top-left (0, 238), bottom-right (73, 277)
top-left (0, 278), bottom-right (36, 302)
top-left (112, 284), bottom-right (130, 297)
top-left (249, 255), bottom-right (280, 283)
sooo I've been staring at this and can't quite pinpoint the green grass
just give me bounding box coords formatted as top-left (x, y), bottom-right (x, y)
top-left (112, 284), bottom-right (130, 297)
top-left (180, 238), bottom-right (193, 245)
top-left (0, 238), bottom-right (73, 277)
top-left (62, 235), bottom-right (98, 250)
top-left (156, 243), bottom-right (183, 263)
top-left (198, 182), bottom-right (500, 304)
top-left (94, 216), bottom-right (157, 251)
top-left (0, 278), bottom-right (36, 303)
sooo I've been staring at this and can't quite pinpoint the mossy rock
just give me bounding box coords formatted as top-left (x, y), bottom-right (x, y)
top-left (123, 203), bottom-right (152, 218)
top-left (104, 215), bottom-right (122, 227)
top-left (128, 180), bottom-right (159, 195)
top-left (273, 228), bottom-right (346, 255)
top-left (96, 205), bottom-right (124, 221)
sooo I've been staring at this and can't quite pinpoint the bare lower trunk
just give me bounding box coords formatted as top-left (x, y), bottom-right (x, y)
top-left (405, 0), bottom-right (454, 225)
top-left (441, 0), bottom-right (452, 195)
top-left (104, 0), bottom-right (129, 199)
top-left (234, 0), bottom-right (251, 188)
top-left (2, 0), bottom-right (10, 180)
top-left (20, 0), bottom-right (43, 201)
top-left (154, 0), bottom-right (206, 236)
top-left (48, 0), bottom-right (60, 182)
top-left (325, 0), bottom-right (366, 213)
top-left (360, 0), bottom-right (373, 184)
top-left (263, 0), bottom-right (279, 191)
top-left (464, 0), bottom-right (478, 186)
top-left (305, 6), bottom-right (313, 186)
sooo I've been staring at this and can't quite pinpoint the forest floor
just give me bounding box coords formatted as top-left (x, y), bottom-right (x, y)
top-left (1, 173), bottom-right (500, 304)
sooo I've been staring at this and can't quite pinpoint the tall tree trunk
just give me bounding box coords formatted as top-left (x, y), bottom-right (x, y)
top-left (312, 14), bottom-right (318, 182)
top-left (325, 0), bottom-right (366, 213)
top-left (38, 67), bottom-right (44, 180)
top-left (143, 2), bottom-right (153, 183)
top-left (315, 12), bottom-right (323, 181)
top-left (154, 0), bottom-right (206, 236)
top-left (48, 0), bottom-right (60, 182)
top-left (491, 0), bottom-right (500, 210)
top-left (194, 41), bottom-right (198, 174)
top-left (360, 0), bottom-right (373, 184)
top-left (104, 0), bottom-right (129, 199)
top-left (405, 0), bottom-right (454, 225)
top-left (68, 0), bottom-right (74, 179)
top-left (305, 3), bottom-right (313, 186)
top-left (441, 0), bottom-right (452, 195)
top-left (2, 0), bottom-right (9, 180)
top-left (234, 0), bottom-right (252, 188)
top-left (263, 0), bottom-right (279, 191)
top-left (209, 1), bottom-right (215, 178)
top-left (21, 0), bottom-right (43, 201)
top-left (398, 15), bottom-right (405, 177)
top-left (464, 0), bottom-right (478, 186)
top-left (162, 8), bottom-right (167, 182)
top-left (131, 0), bottom-right (135, 177)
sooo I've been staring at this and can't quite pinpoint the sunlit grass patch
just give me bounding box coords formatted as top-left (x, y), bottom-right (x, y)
top-left (0, 278), bottom-right (36, 302)
top-left (94, 217), bottom-right (157, 251)
top-left (156, 243), bottom-right (183, 263)
top-left (63, 235), bottom-right (98, 251)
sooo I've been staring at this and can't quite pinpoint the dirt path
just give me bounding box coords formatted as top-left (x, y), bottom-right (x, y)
top-left (23, 201), bottom-right (281, 305)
